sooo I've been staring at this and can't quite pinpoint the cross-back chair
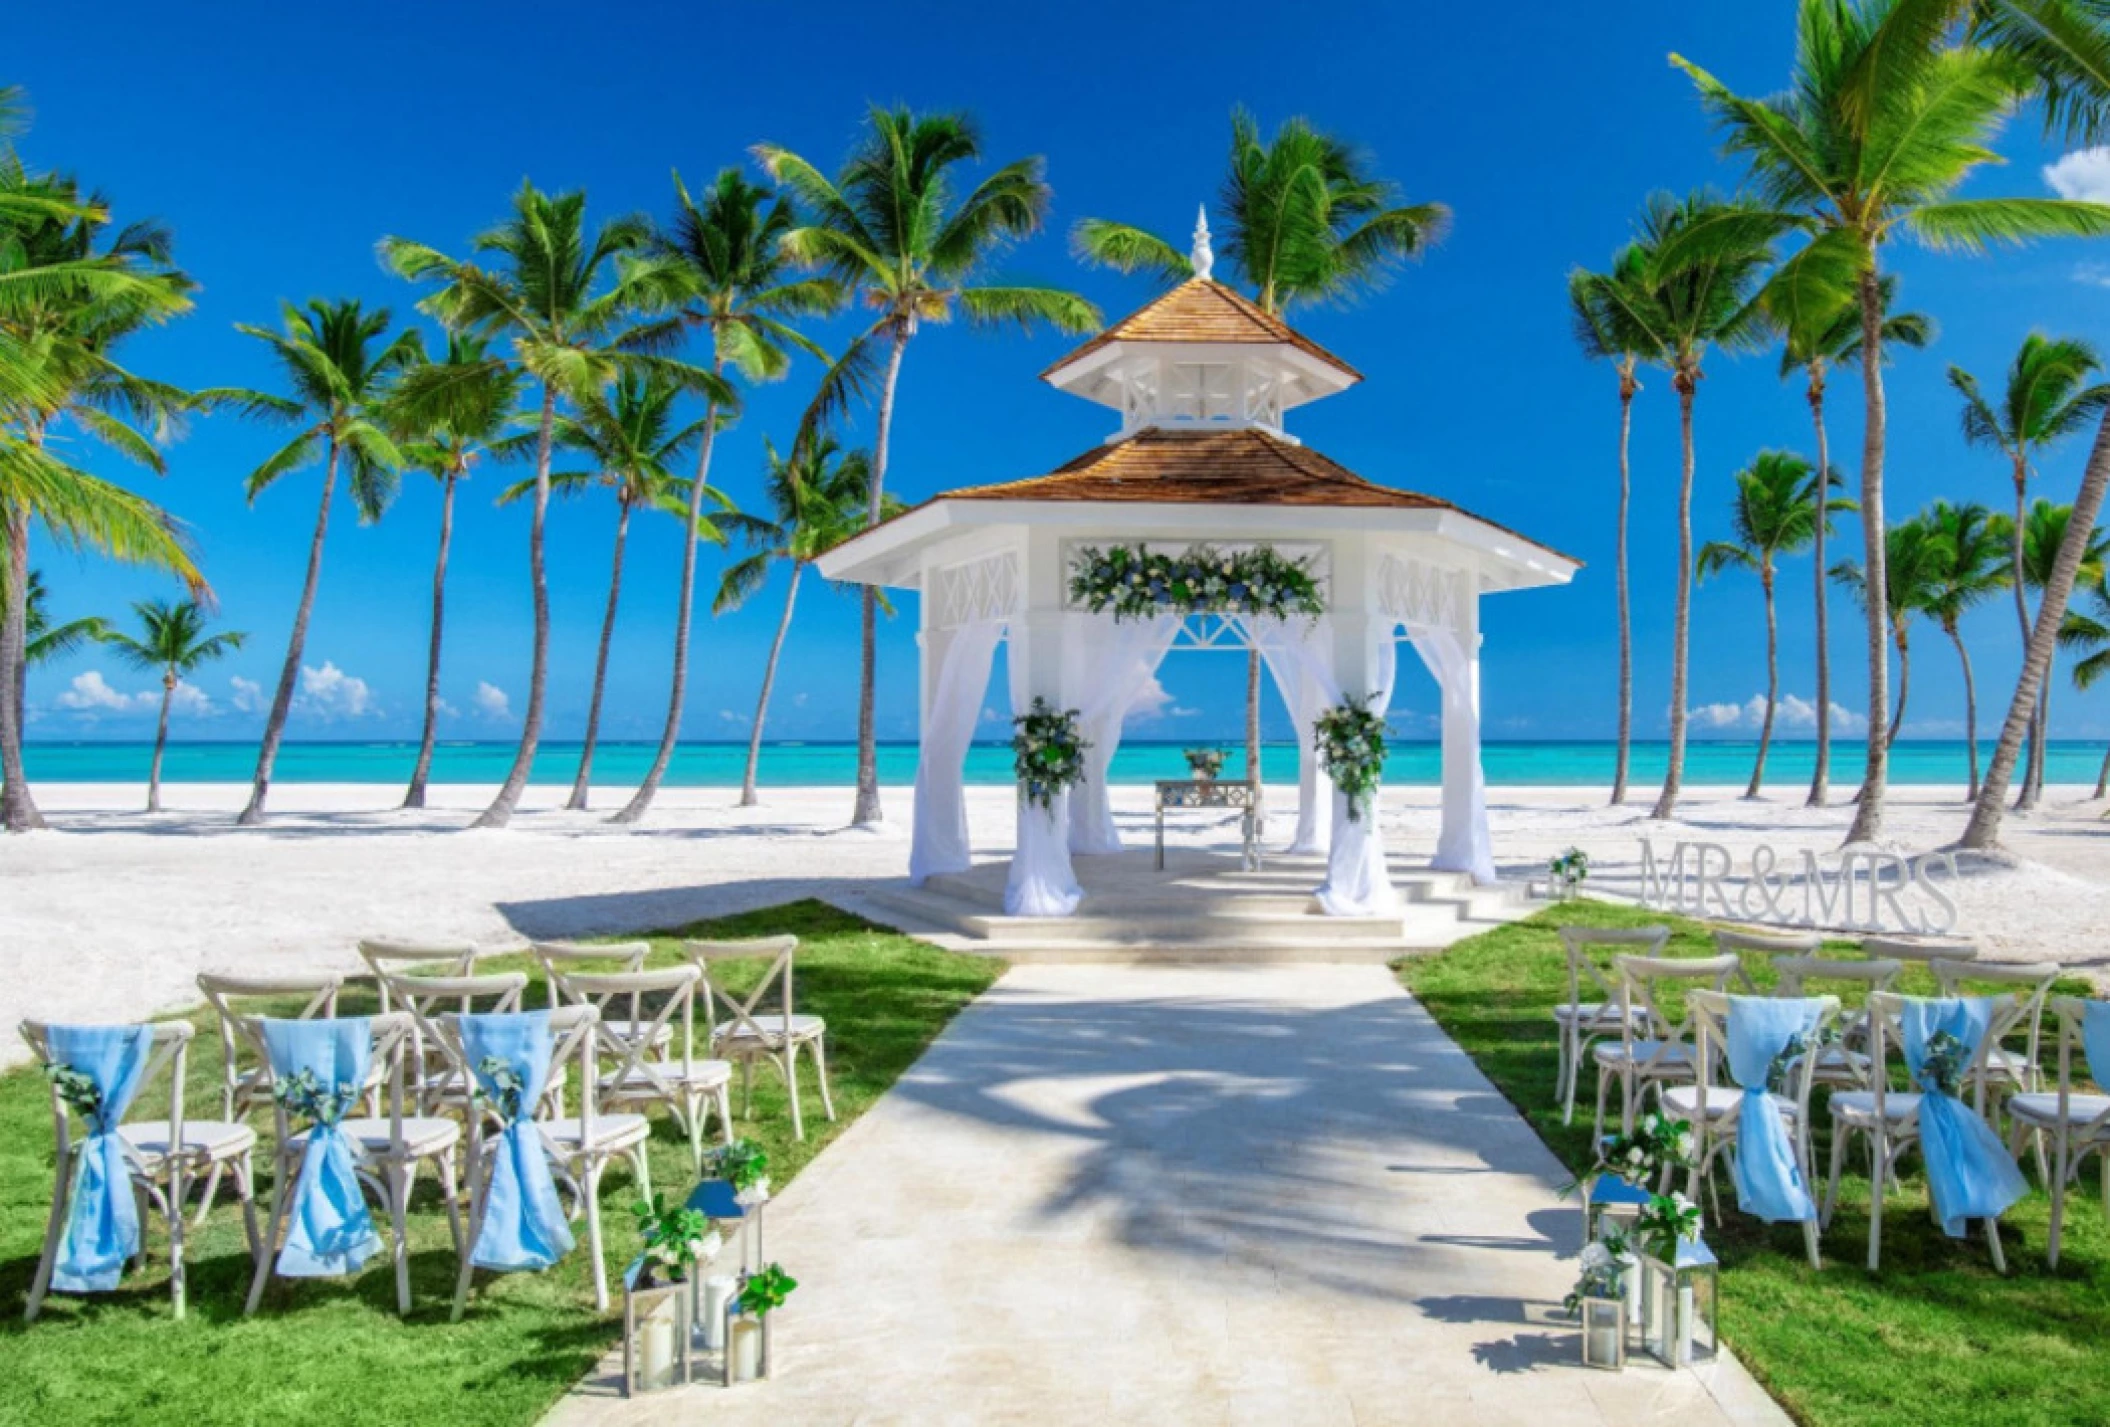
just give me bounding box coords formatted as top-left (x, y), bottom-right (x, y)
top-left (1772, 955), bottom-right (1903, 1092)
top-left (1932, 958), bottom-right (2060, 1099)
top-left (359, 939), bottom-right (481, 1012)
top-left (378, 970), bottom-right (530, 1115)
top-left (1552, 925), bottom-right (1668, 1126)
top-left (196, 970), bottom-right (351, 1122)
top-left (552, 965), bottom-right (732, 1175)
top-left (685, 936), bottom-right (836, 1141)
top-left (1860, 936), bottom-right (1978, 969)
top-left (1593, 952), bottom-right (1743, 1141)
top-left (2012, 997), bottom-right (2110, 1268)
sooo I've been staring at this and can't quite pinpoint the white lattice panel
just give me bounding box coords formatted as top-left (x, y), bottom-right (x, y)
top-left (930, 550), bottom-right (1021, 631)
top-left (1378, 553), bottom-right (1465, 635)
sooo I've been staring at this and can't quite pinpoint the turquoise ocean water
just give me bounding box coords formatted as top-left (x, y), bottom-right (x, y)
top-left (20, 739), bottom-right (2109, 787)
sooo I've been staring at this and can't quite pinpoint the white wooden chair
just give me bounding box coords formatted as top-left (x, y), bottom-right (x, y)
top-left (1825, 990), bottom-right (2025, 1272)
top-left (1772, 954), bottom-right (1902, 1092)
top-left (378, 970), bottom-right (530, 1115)
top-left (533, 940), bottom-right (672, 1054)
top-left (1674, 990), bottom-right (1840, 1268)
top-left (443, 1004), bottom-right (651, 1313)
top-left (1713, 928), bottom-right (1822, 962)
top-left (1860, 936), bottom-right (1979, 968)
top-left (1932, 957), bottom-right (2060, 1099)
top-left (2012, 997), bottom-right (2110, 1267)
top-left (1593, 952), bottom-right (1741, 1141)
top-left (196, 970), bottom-right (349, 1122)
top-left (686, 936), bottom-right (837, 1142)
top-left (21, 1019), bottom-right (259, 1322)
top-left (244, 1011), bottom-right (463, 1316)
top-left (359, 938), bottom-right (481, 1012)
top-left (1551, 925), bottom-right (1667, 1125)
top-left (551, 964), bottom-right (733, 1176)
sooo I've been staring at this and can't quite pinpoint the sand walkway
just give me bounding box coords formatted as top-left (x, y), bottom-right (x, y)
top-left (546, 963), bottom-right (1787, 1426)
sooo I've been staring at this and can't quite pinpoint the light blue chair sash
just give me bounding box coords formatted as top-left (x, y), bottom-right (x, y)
top-left (262, 1017), bottom-right (381, 1277)
top-left (1901, 997), bottom-right (2028, 1238)
top-left (1724, 996), bottom-right (1822, 1223)
top-left (461, 1011), bottom-right (574, 1271)
top-left (47, 1024), bottom-right (156, 1293)
top-left (2081, 1003), bottom-right (2110, 1094)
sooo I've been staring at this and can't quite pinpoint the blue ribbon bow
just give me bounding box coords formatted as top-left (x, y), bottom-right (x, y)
top-left (1901, 997), bottom-right (2028, 1238)
top-left (460, 1011), bottom-right (574, 1272)
top-left (262, 1017), bottom-right (381, 1277)
top-left (47, 1024), bottom-right (156, 1293)
top-left (1724, 996), bottom-right (1823, 1223)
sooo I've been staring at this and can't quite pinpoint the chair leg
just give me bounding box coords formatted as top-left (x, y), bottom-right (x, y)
top-left (246, 1156), bottom-right (293, 1316)
top-left (1592, 1066), bottom-right (1612, 1147)
top-left (783, 1045), bottom-right (805, 1142)
top-left (630, 1143), bottom-right (652, 1208)
top-left (1561, 1031), bottom-right (1582, 1127)
top-left (583, 1159), bottom-right (610, 1314)
top-left (812, 1036), bottom-right (837, 1124)
top-left (452, 1157), bottom-right (490, 1322)
top-left (715, 1084), bottom-right (734, 1147)
top-left (438, 1150), bottom-right (464, 1260)
top-left (389, 1160), bottom-right (416, 1316)
top-left (231, 1153), bottom-right (261, 1263)
top-left (1866, 1136), bottom-right (1888, 1274)
top-left (1984, 1212), bottom-right (2008, 1274)
top-left (166, 1166), bottom-right (188, 1321)
top-left (686, 1094), bottom-right (705, 1178)
top-left (191, 1161), bottom-right (225, 1229)
top-left (24, 1149), bottom-right (72, 1324)
top-left (1802, 1216), bottom-right (1821, 1272)
top-left (1822, 1124), bottom-right (1849, 1232)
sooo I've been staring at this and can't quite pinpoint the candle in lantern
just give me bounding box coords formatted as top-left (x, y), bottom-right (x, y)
top-left (640, 1311), bottom-right (676, 1390)
top-left (700, 1276), bottom-right (735, 1351)
top-left (1675, 1282), bottom-right (1695, 1367)
top-left (731, 1318), bottom-right (763, 1382)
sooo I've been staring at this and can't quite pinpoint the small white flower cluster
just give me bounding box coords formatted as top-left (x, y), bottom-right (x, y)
top-left (1314, 699), bottom-right (1387, 821)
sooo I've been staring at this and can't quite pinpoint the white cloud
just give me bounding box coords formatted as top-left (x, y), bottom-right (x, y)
top-left (473, 681), bottom-right (511, 721)
top-left (978, 705), bottom-right (1006, 726)
top-left (295, 661), bottom-right (376, 720)
top-left (792, 692), bottom-right (809, 708)
top-left (2047, 147), bottom-right (2110, 204)
top-left (1125, 675), bottom-right (1201, 722)
top-left (718, 708), bottom-right (748, 725)
top-left (2074, 261), bottom-right (2110, 288)
top-left (56, 670), bottom-right (153, 714)
top-left (230, 676), bottom-right (266, 714)
top-left (167, 682), bottom-right (214, 717)
top-left (1690, 693), bottom-right (1867, 734)
top-left (434, 698), bottom-right (461, 719)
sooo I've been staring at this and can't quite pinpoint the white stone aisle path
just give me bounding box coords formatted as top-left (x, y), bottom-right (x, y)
top-left (546, 965), bottom-right (1789, 1427)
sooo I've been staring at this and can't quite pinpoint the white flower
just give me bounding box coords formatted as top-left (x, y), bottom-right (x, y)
top-left (1580, 1242), bottom-right (1612, 1271)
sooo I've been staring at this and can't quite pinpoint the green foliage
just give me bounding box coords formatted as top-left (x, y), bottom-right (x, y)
top-left (1697, 450), bottom-right (1846, 585)
top-left (99, 598), bottom-right (242, 680)
top-left (1314, 699), bottom-right (1387, 822)
top-left (1068, 543), bottom-right (1324, 622)
top-left (269, 1067), bottom-right (358, 1127)
top-left (1182, 748), bottom-right (1227, 779)
top-left (628, 1193), bottom-right (713, 1282)
top-left (1011, 697), bottom-right (1088, 812)
top-left (39, 1062), bottom-right (101, 1123)
top-left (1634, 1190), bottom-right (1704, 1258)
top-left (708, 1137), bottom-right (769, 1193)
top-left (737, 1263), bottom-right (796, 1316)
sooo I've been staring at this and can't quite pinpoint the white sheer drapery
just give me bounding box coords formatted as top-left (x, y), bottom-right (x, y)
top-left (1241, 615), bottom-right (1332, 856)
top-left (908, 619), bottom-right (1005, 886)
top-left (1004, 638), bottom-right (1083, 917)
top-left (1406, 624), bottom-right (1496, 884)
top-left (1066, 613), bottom-right (1182, 855)
top-left (1316, 637), bottom-right (1399, 916)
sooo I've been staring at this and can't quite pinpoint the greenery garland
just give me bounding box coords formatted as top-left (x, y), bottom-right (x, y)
top-left (1012, 697), bottom-right (1090, 811)
top-left (1314, 698), bottom-right (1388, 821)
top-left (1069, 543), bottom-right (1324, 621)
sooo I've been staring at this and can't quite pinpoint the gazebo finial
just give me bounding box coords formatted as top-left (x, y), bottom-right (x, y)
top-left (1191, 205), bottom-right (1215, 282)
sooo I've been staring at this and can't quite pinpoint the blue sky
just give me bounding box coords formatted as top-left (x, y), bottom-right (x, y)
top-left (12, 0), bottom-right (2110, 747)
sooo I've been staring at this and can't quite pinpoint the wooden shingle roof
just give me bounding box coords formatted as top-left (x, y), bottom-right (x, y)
top-left (1042, 279), bottom-right (1362, 383)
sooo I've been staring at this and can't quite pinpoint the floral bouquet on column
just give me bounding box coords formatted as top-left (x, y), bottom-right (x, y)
top-left (1314, 698), bottom-right (1387, 822)
top-left (1012, 698), bottom-right (1089, 811)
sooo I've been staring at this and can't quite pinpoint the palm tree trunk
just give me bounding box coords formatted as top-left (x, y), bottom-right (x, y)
top-left (569, 500), bottom-right (631, 812)
top-left (402, 470), bottom-right (458, 811)
top-left (2093, 738), bottom-right (2108, 800)
top-left (474, 385), bottom-right (557, 830)
top-left (1613, 367), bottom-right (1636, 806)
top-left (1748, 564), bottom-right (1779, 799)
top-left (1949, 621), bottom-right (1981, 801)
top-left (1651, 375), bottom-right (1697, 820)
top-left (1846, 273), bottom-right (1890, 844)
top-left (1247, 645), bottom-right (1265, 833)
top-left (148, 673), bottom-right (174, 814)
top-left (1807, 371), bottom-right (1833, 808)
top-left (1962, 413), bottom-right (2110, 849)
top-left (853, 328), bottom-right (910, 828)
top-left (2012, 462), bottom-right (2041, 812)
top-left (740, 560), bottom-right (803, 807)
top-left (0, 501), bottom-right (43, 832)
top-left (240, 437), bottom-right (338, 827)
top-left (614, 361), bottom-right (726, 825)
top-left (1887, 623), bottom-right (1910, 751)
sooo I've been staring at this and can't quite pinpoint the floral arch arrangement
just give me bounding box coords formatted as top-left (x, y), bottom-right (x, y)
top-left (1068, 543), bottom-right (1324, 622)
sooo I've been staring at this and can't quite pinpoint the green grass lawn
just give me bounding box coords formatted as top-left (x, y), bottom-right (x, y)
top-left (1400, 899), bottom-right (2110, 1427)
top-left (0, 900), bottom-right (1000, 1427)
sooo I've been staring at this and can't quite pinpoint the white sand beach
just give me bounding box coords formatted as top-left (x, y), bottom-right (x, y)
top-left (5, 779), bottom-right (2107, 1067)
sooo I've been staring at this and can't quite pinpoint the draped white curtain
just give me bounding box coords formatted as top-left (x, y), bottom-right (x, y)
top-left (1241, 615), bottom-right (1332, 856)
top-left (1066, 613), bottom-right (1182, 855)
top-left (1407, 624), bottom-right (1496, 884)
top-left (908, 619), bottom-right (1005, 886)
top-left (1317, 637), bottom-right (1399, 916)
top-left (1003, 636), bottom-right (1083, 917)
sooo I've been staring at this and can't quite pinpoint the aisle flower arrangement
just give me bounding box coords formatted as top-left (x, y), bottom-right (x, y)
top-left (1183, 747), bottom-right (1227, 780)
top-left (1012, 698), bottom-right (1089, 811)
top-left (1069, 543), bottom-right (1323, 621)
top-left (1314, 699), bottom-right (1387, 821)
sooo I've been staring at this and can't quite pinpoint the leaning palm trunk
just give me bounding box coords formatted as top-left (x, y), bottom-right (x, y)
top-left (569, 501), bottom-right (632, 811)
top-left (1651, 378), bottom-right (1698, 820)
top-left (1887, 626), bottom-right (1911, 751)
top-left (240, 441), bottom-right (339, 827)
top-left (1846, 276), bottom-right (1891, 844)
top-left (853, 330), bottom-right (910, 828)
top-left (614, 379), bottom-right (724, 825)
top-left (475, 386), bottom-right (557, 830)
top-left (0, 504), bottom-right (41, 832)
top-left (1947, 621), bottom-right (1981, 801)
top-left (1962, 415), bottom-right (2110, 849)
top-left (1612, 368), bottom-right (1636, 806)
top-left (402, 470), bottom-right (459, 810)
top-left (2010, 464), bottom-right (2042, 812)
top-left (740, 560), bottom-right (803, 807)
top-left (1807, 368), bottom-right (1834, 808)
top-left (2094, 739), bottom-right (2109, 800)
top-left (1748, 566), bottom-right (1779, 799)
top-left (147, 673), bottom-right (174, 813)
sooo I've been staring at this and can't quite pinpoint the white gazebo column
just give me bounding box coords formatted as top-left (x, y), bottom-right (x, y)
top-left (1433, 581), bottom-right (1495, 884)
top-left (1003, 545), bottom-right (1083, 915)
top-left (1315, 557), bottom-right (1400, 916)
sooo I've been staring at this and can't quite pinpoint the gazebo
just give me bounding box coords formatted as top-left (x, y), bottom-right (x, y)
top-left (818, 217), bottom-right (1575, 922)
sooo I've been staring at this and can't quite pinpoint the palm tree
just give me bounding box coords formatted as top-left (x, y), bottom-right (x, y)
top-left (2014, 498), bottom-right (2110, 796)
top-left (3, 568), bottom-right (107, 741)
top-left (1675, 0), bottom-right (2110, 843)
top-left (100, 598), bottom-right (243, 812)
top-left (1697, 452), bottom-right (1841, 798)
top-left (201, 300), bottom-right (414, 826)
top-left (382, 183), bottom-right (723, 829)
top-left (1622, 192), bottom-right (1778, 821)
top-left (0, 152), bottom-right (200, 830)
top-left (758, 107), bottom-right (1101, 827)
top-left (2058, 568), bottom-right (2110, 797)
top-left (1570, 250), bottom-right (1668, 807)
top-left (1923, 500), bottom-right (2015, 799)
top-left (715, 436), bottom-right (889, 806)
top-left (385, 333), bottom-right (522, 811)
top-left (1835, 515), bottom-right (1948, 749)
top-left (497, 372), bottom-right (717, 811)
top-left (1778, 274), bottom-right (1931, 805)
top-left (607, 169), bottom-right (837, 826)
top-left (1949, 334), bottom-right (2110, 808)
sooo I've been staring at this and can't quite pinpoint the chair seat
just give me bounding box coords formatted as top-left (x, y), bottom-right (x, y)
top-left (1661, 1086), bottom-right (1802, 1123)
top-left (1983, 1048), bottom-right (2035, 1081)
top-left (598, 1019), bottom-right (676, 1049)
top-left (120, 1119), bottom-right (258, 1165)
top-left (293, 1116), bottom-right (461, 1158)
top-left (539, 1114), bottom-right (651, 1155)
top-left (2010, 1092), bottom-right (2110, 1128)
top-left (1830, 1091), bottom-right (1922, 1123)
top-left (1552, 1003), bottom-right (1644, 1030)
top-left (599, 1059), bottom-right (733, 1094)
top-left (1592, 1040), bottom-right (1693, 1070)
top-left (716, 1014), bottom-right (826, 1048)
